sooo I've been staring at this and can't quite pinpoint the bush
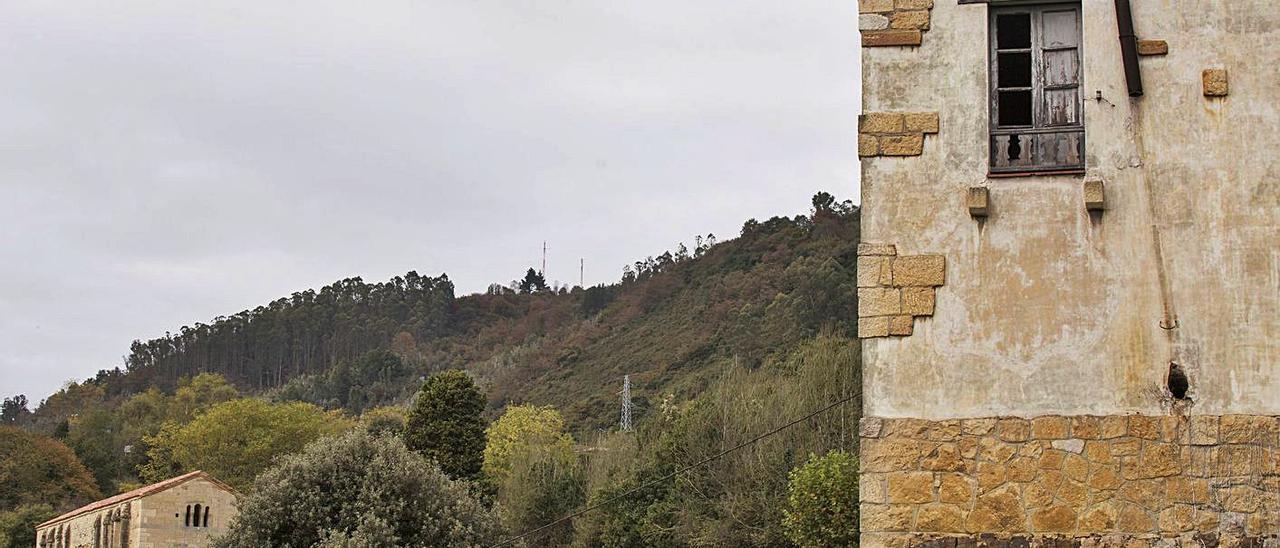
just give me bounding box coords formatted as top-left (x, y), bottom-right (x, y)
top-left (782, 450), bottom-right (859, 548)
top-left (0, 504), bottom-right (56, 548)
top-left (212, 429), bottom-right (502, 547)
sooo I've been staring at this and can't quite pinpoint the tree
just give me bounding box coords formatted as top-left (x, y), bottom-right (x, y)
top-left (484, 405), bottom-right (581, 546)
top-left (0, 504), bottom-right (56, 548)
top-left (782, 451), bottom-right (859, 548)
top-left (518, 268), bottom-right (548, 294)
top-left (482, 405), bottom-right (575, 486)
top-left (360, 406), bottom-right (407, 437)
top-left (168, 373), bottom-right (239, 423)
top-left (66, 409), bottom-right (125, 495)
top-left (404, 371), bottom-right (486, 481)
top-left (141, 399), bottom-right (351, 490)
top-left (0, 426), bottom-right (101, 511)
top-left (211, 429), bottom-right (501, 548)
top-left (0, 396), bottom-right (29, 425)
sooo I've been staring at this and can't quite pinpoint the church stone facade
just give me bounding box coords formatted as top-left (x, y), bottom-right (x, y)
top-left (857, 0), bottom-right (1278, 546)
top-left (35, 471), bottom-right (238, 548)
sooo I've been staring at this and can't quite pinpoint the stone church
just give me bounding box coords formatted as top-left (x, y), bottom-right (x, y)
top-left (35, 471), bottom-right (238, 548)
top-left (856, 0), bottom-right (1277, 546)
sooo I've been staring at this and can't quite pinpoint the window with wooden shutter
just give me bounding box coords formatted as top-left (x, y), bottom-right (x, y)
top-left (989, 3), bottom-right (1084, 174)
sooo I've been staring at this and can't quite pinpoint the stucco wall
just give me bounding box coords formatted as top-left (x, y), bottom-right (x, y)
top-left (860, 0), bottom-right (1279, 419)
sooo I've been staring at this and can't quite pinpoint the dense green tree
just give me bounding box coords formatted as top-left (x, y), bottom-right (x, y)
top-left (0, 426), bottom-right (101, 511)
top-left (211, 429), bottom-right (501, 548)
top-left (518, 268), bottom-right (549, 294)
top-left (274, 350), bottom-right (409, 413)
top-left (0, 503), bottom-right (56, 548)
top-left (0, 396), bottom-right (29, 425)
top-left (66, 409), bottom-right (125, 495)
top-left (141, 399), bottom-right (351, 490)
top-left (404, 371), bottom-right (486, 481)
top-left (782, 451), bottom-right (859, 548)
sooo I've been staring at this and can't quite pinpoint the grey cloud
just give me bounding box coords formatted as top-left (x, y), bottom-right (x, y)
top-left (0, 0), bottom-right (861, 402)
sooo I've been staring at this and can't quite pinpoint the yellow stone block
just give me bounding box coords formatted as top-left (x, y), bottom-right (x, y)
top-left (916, 504), bottom-right (965, 533)
top-left (901, 287), bottom-right (935, 316)
top-left (859, 287), bottom-right (901, 317)
top-left (1031, 416), bottom-right (1070, 439)
top-left (880, 134), bottom-right (925, 156)
top-left (892, 255), bottom-right (945, 287)
top-left (904, 112), bottom-right (940, 134)
top-left (860, 112), bottom-right (904, 133)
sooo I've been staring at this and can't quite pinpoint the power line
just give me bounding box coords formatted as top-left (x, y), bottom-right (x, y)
top-left (487, 392), bottom-right (858, 548)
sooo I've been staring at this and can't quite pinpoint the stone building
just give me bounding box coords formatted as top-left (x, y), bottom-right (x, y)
top-left (855, 0), bottom-right (1278, 546)
top-left (35, 471), bottom-right (238, 548)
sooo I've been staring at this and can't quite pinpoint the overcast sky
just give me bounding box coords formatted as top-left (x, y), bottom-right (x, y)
top-left (0, 1), bottom-right (861, 404)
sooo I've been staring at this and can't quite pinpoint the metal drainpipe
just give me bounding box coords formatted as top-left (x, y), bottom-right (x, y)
top-left (1115, 0), bottom-right (1144, 97)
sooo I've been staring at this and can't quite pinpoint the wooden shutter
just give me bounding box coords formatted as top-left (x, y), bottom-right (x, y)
top-left (989, 3), bottom-right (1084, 174)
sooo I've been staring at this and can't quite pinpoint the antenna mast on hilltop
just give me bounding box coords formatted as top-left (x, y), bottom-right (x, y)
top-left (580, 258), bottom-right (584, 288)
top-left (620, 375), bottom-right (633, 432)
top-left (541, 241), bottom-right (547, 277)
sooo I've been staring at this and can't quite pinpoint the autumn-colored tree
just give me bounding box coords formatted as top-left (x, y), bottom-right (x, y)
top-left (0, 426), bottom-right (101, 511)
top-left (404, 371), bottom-right (486, 481)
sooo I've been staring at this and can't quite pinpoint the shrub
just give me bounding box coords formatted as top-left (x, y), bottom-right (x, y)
top-left (212, 429), bottom-right (501, 547)
top-left (782, 450), bottom-right (859, 548)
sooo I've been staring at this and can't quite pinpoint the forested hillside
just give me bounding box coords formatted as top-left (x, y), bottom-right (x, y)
top-left (14, 192), bottom-right (858, 436)
top-left (3, 193), bottom-right (862, 546)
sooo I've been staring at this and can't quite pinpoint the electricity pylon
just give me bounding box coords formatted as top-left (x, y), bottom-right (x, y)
top-left (620, 375), bottom-right (633, 432)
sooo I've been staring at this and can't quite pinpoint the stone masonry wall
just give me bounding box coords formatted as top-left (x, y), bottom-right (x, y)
top-left (860, 0), bottom-right (934, 47)
top-left (859, 112), bottom-right (939, 157)
top-left (859, 415), bottom-right (1280, 547)
top-left (857, 243), bottom-right (944, 338)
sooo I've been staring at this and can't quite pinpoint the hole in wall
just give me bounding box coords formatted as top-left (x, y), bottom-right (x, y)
top-left (1167, 362), bottom-right (1190, 400)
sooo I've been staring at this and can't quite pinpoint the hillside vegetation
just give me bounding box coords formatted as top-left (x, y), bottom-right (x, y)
top-left (18, 193), bottom-right (858, 437)
top-left (4, 194), bottom-right (863, 546)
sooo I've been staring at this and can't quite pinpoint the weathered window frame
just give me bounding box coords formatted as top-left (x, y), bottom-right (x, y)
top-left (988, 2), bottom-right (1084, 175)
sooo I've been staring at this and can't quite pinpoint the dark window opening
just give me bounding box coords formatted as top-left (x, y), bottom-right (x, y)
top-left (998, 91), bottom-right (1033, 126)
top-left (997, 52), bottom-right (1032, 87)
top-left (203, 506), bottom-right (210, 528)
top-left (996, 14), bottom-right (1031, 48)
top-left (193, 505), bottom-right (202, 527)
top-left (185, 505), bottom-right (191, 527)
